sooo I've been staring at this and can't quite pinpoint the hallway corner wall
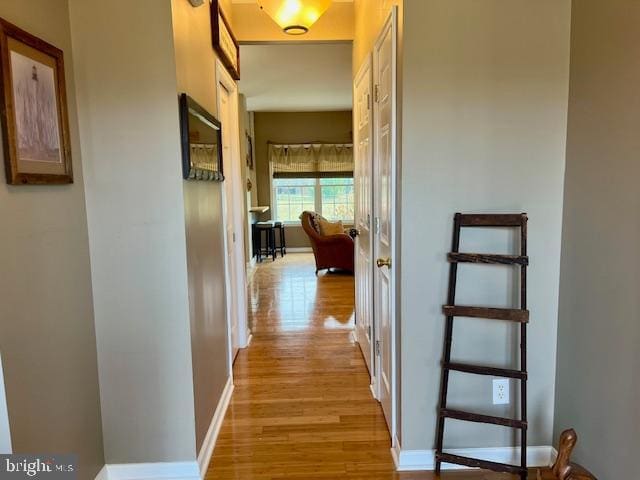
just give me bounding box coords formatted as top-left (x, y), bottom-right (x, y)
top-left (69, 0), bottom-right (197, 463)
top-left (555, 1), bottom-right (640, 477)
top-left (171, 0), bottom-right (232, 455)
top-left (0, 0), bottom-right (105, 477)
top-left (399, 0), bottom-right (571, 451)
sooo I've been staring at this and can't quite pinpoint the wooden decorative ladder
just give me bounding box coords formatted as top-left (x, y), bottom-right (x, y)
top-left (435, 213), bottom-right (529, 479)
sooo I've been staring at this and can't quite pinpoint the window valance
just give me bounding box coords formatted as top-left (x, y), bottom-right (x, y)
top-left (269, 142), bottom-right (354, 179)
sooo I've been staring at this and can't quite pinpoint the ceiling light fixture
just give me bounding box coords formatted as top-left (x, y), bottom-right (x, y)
top-left (257, 0), bottom-right (332, 35)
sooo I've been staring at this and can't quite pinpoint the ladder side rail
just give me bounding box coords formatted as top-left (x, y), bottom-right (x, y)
top-left (520, 214), bottom-right (528, 479)
top-left (434, 212), bottom-right (462, 474)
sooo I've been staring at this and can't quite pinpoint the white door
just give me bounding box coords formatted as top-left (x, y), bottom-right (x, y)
top-left (219, 84), bottom-right (240, 361)
top-left (353, 56), bottom-right (374, 380)
top-left (217, 60), bottom-right (250, 367)
top-left (373, 8), bottom-right (397, 435)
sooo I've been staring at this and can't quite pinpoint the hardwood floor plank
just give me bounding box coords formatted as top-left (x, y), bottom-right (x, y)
top-left (205, 253), bottom-right (549, 480)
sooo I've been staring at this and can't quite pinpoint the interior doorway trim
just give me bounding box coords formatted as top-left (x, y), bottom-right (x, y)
top-left (372, 6), bottom-right (400, 448)
top-left (216, 59), bottom-right (250, 372)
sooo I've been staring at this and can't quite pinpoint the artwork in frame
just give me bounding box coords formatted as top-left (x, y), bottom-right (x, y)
top-left (246, 132), bottom-right (254, 170)
top-left (0, 18), bottom-right (72, 185)
top-left (178, 93), bottom-right (224, 182)
top-left (210, 0), bottom-right (240, 80)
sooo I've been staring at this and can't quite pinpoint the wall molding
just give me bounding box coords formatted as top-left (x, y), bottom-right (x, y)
top-left (98, 462), bottom-right (200, 480)
top-left (391, 441), bottom-right (555, 472)
top-left (197, 376), bottom-right (234, 477)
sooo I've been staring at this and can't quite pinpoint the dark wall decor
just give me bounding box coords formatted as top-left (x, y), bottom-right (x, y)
top-left (0, 18), bottom-right (73, 185)
top-left (210, 0), bottom-right (240, 80)
top-left (179, 93), bottom-right (224, 181)
top-left (246, 131), bottom-right (253, 170)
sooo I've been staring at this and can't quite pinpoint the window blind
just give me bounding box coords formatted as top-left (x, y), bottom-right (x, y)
top-left (269, 143), bottom-right (354, 179)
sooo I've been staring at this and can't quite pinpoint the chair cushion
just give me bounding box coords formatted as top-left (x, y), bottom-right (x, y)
top-left (319, 218), bottom-right (344, 236)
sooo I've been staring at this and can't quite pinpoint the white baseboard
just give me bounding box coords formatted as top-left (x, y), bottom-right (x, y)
top-left (0, 354), bottom-right (12, 454)
top-left (285, 247), bottom-right (312, 253)
top-left (95, 378), bottom-right (234, 480)
top-left (99, 462), bottom-right (200, 480)
top-left (391, 440), bottom-right (555, 472)
top-left (197, 376), bottom-right (234, 477)
top-left (95, 465), bottom-right (108, 480)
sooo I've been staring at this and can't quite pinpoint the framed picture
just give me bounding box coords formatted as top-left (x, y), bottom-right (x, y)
top-left (210, 0), bottom-right (240, 80)
top-left (246, 132), bottom-right (253, 170)
top-left (0, 18), bottom-right (72, 185)
top-left (178, 93), bottom-right (224, 182)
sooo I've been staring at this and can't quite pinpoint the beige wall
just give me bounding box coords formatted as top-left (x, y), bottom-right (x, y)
top-left (399, 0), bottom-right (571, 450)
top-left (353, 0), bottom-right (403, 76)
top-left (69, 0), bottom-right (196, 463)
top-left (253, 111), bottom-right (353, 249)
top-left (0, 1), bottom-right (104, 477)
top-left (171, 0), bottom-right (231, 454)
top-left (554, 1), bottom-right (640, 477)
top-left (232, 3), bottom-right (353, 43)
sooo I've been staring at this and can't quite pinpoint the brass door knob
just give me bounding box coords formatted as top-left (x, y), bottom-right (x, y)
top-left (376, 257), bottom-right (391, 269)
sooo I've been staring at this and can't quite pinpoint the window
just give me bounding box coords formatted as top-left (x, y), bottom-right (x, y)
top-left (273, 177), bottom-right (354, 223)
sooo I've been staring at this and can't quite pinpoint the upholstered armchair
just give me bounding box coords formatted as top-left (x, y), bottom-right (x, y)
top-left (300, 211), bottom-right (354, 274)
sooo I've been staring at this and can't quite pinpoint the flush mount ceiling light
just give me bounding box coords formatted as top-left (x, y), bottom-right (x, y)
top-left (257, 0), bottom-right (332, 35)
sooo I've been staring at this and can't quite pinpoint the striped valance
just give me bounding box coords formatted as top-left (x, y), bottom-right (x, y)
top-left (269, 143), bottom-right (353, 179)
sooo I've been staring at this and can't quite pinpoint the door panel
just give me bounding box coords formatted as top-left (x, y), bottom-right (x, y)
top-left (220, 85), bottom-right (239, 361)
top-left (373, 9), bottom-right (396, 435)
top-left (354, 57), bottom-right (374, 379)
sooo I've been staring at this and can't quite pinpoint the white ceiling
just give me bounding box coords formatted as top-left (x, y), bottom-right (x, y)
top-left (238, 43), bottom-right (352, 112)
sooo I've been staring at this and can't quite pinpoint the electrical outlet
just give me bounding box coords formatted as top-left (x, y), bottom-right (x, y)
top-left (493, 378), bottom-right (510, 405)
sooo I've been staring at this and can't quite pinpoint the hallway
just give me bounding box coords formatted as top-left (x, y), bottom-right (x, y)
top-left (205, 254), bottom-right (535, 479)
top-left (207, 253), bottom-right (397, 479)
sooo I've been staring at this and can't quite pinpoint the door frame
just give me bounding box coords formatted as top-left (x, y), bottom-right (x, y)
top-left (353, 53), bottom-right (375, 388)
top-left (372, 6), bottom-right (399, 446)
top-left (216, 59), bottom-right (250, 373)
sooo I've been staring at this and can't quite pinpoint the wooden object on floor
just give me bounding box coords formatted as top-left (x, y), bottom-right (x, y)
top-left (544, 429), bottom-right (597, 480)
top-left (435, 213), bottom-right (530, 479)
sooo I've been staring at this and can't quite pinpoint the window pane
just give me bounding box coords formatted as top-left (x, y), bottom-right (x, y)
top-left (274, 178), bottom-right (316, 187)
top-left (320, 178), bottom-right (354, 222)
top-left (274, 178), bottom-right (317, 222)
top-left (319, 177), bottom-right (354, 186)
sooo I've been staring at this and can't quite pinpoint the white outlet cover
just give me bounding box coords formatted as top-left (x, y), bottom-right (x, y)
top-left (492, 378), bottom-right (510, 405)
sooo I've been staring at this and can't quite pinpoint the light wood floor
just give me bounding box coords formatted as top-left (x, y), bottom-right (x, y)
top-left (205, 254), bottom-right (551, 480)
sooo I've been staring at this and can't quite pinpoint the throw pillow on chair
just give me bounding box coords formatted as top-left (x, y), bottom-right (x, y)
top-left (318, 218), bottom-right (344, 236)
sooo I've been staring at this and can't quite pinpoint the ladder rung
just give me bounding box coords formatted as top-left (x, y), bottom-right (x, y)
top-left (440, 408), bottom-right (527, 429)
top-left (436, 452), bottom-right (526, 475)
top-left (444, 362), bottom-right (527, 380)
top-left (443, 305), bottom-right (529, 323)
top-left (448, 252), bottom-right (529, 266)
top-left (458, 213), bottom-right (526, 227)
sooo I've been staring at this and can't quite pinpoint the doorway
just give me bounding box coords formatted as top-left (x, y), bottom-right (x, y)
top-left (216, 59), bottom-right (250, 367)
top-left (352, 7), bottom-right (400, 441)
